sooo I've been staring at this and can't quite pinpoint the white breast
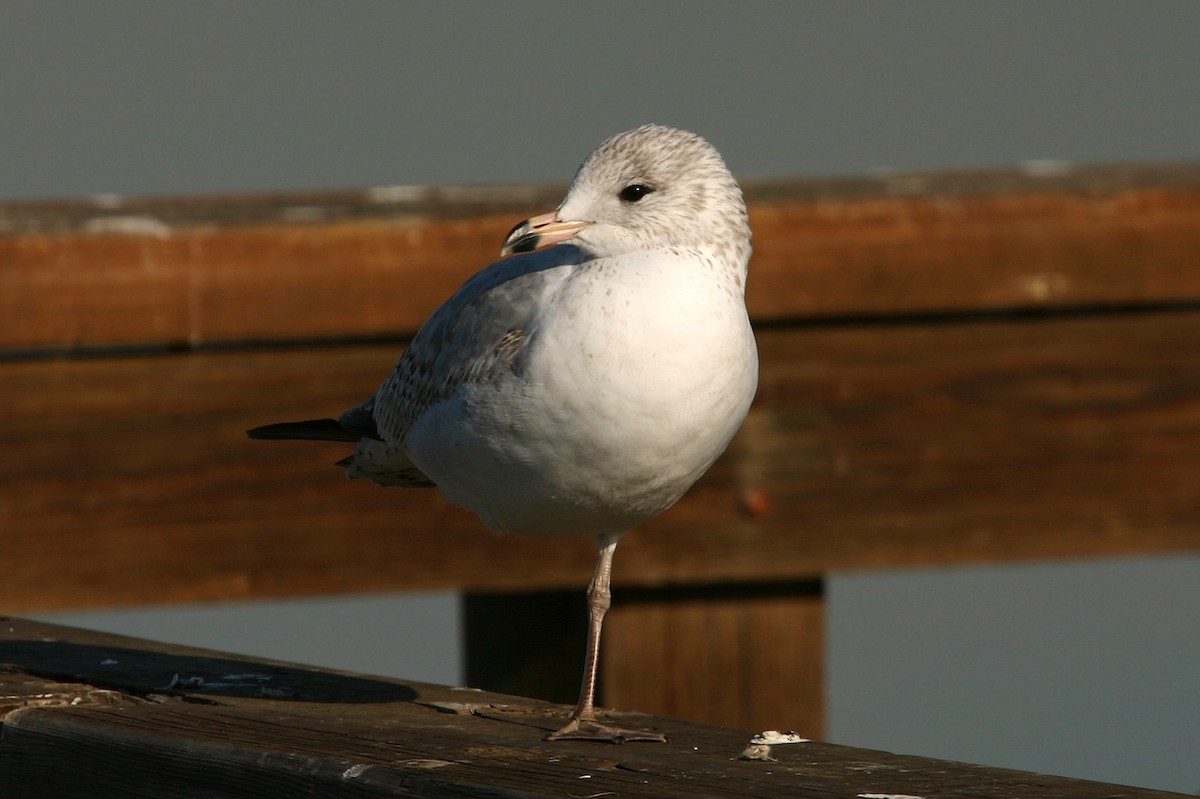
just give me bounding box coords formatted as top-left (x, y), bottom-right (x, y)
top-left (403, 248), bottom-right (757, 539)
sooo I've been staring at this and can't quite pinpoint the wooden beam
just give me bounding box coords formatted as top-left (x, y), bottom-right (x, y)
top-left (3, 311), bottom-right (1198, 612)
top-left (4, 165), bottom-right (1200, 351)
top-left (1, 618), bottom-right (1188, 798)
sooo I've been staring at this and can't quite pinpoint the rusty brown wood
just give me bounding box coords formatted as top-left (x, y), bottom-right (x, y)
top-left (603, 582), bottom-right (826, 736)
top-left (463, 584), bottom-right (826, 738)
top-left (4, 164), bottom-right (1200, 351)
top-left (3, 311), bottom-right (1198, 613)
top-left (4, 169), bottom-right (1200, 754)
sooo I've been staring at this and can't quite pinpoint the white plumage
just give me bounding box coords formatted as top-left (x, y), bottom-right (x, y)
top-left (250, 125), bottom-right (758, 741)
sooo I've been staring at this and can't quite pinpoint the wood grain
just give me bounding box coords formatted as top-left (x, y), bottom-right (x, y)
top-left (1, 618), bottom-right (1187, 799)
top-left (4, 165), bottom-right (1200, 351)
top-left (3, 311), bottom-right (1197, 612)
top-left (7, 169), bottom-right (1199, 753)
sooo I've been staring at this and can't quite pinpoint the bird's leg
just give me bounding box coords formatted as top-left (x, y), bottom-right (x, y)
top-left (546, 533), bottom-right (666, 743)
top-left (565, 536), bottom-right (614, 724)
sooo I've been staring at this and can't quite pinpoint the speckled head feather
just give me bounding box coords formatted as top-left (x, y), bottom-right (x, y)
top-left (556, 125), bottom-right (751, 272)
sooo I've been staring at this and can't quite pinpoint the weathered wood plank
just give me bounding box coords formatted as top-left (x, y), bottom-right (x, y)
top-left (3, 311), bottom-right (1198, 612)
top-left (0, 618), bottom-right (1187, 798)
top-left (4, 165), bottom-right (1200, 350)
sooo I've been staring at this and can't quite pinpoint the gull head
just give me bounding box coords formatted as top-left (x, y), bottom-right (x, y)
top-left (501, 125), bottom-right (750, 268)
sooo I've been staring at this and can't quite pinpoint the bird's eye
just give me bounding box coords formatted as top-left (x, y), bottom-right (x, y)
top-left (618, 184), bottom-right (653, 202)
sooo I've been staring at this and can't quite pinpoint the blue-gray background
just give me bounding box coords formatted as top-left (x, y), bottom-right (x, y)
top-left (5, 3), bottom-right (1198, 793)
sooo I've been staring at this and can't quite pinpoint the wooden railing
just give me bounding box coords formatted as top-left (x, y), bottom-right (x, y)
top-left (4, 164), bottom-right (1200, 738)
top-left (3, 617), bottom-right (1190, 798)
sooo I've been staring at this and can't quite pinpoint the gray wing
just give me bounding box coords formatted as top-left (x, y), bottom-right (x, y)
top-left (342, 245), bottom-right (581, 485)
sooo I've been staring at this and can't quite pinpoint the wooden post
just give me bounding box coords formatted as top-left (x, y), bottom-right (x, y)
top-left (464, 582), bottom-right (825, 736)
top-left (603, 581), bottom-right (825, 735)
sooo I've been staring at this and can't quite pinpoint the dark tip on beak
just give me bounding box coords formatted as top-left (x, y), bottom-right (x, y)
top-left (504, 220), bottom-right (540, 255)
top-left (499, 212), bottom-right (589, 258)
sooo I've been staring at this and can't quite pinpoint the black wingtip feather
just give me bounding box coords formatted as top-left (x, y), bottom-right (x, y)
top-left (246, 418), bottom-right (360, 443)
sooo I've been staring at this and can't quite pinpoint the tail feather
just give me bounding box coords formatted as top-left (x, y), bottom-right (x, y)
top-left (246, 418), bottom-right (359, 442)
top-left (249, 418), bottom-right (435, 487)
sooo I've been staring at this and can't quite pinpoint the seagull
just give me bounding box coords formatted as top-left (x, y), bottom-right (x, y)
top-left (248, 124), bottom-right (758, 742)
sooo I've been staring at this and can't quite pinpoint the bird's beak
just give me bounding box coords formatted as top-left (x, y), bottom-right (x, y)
top-left (500, 211), bottom-right (590, 257)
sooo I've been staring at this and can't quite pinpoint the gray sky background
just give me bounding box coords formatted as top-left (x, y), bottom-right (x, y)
top-left (5, 2), bottom-right (1199, 199)
top-left (7, 3), bottom-right (1198, 793)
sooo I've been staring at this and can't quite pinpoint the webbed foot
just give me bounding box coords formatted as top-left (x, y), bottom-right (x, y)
top-left (546, 716), bottom-right (667, 743)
